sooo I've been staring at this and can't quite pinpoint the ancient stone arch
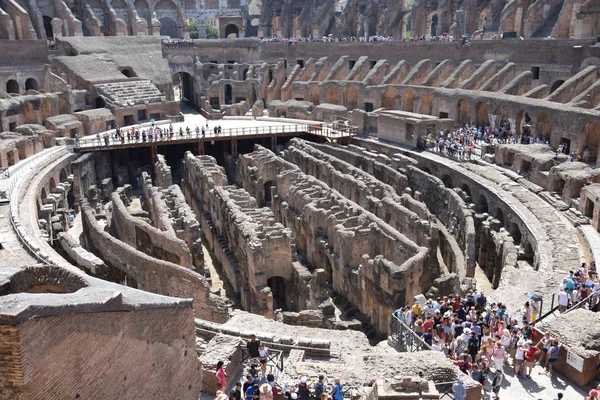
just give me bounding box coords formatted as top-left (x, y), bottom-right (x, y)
top-left (401, 89), bottom-right (417, 112)
top-left (346, 86), bottom-right (359, 110)
top-left (325, 85), bottom-right (339, 105)
top-left (579, 122), bottom-right (600, 163)
top-left (382, 88), bottom-right (397, 109)
top-left (25, 78), bottom-right (39, 91)
top-left (535, 112), bottom-right (552, 139)
top-left (456, 99), bottom-right (471, 125)
top-left (475, 102), bottom-right (489, 126)
top-left (309, 86), bottom-right (320, 105)
top-left (40, 98), bottom-right (53, 121)
top-left (6, 79), bottom-right (19, 94)
top-left (419, 92), bottom-right (433, 115)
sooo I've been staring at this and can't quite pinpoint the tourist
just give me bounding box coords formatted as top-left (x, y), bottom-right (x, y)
top-left (490, 369), bottom-right (503, 400)
top-left (330, 378), bottom-right (343, 400)
top-left (524, 340), bottom-right (539, 378)
top-left (546, 339), bottom-right (562, 375)
top-left (258, 342), bottom-right (269, 379)
top-left (553, 393), bottom-right (563, 400)
top-left (587, 390), bottom-right (599, 400)
top-left (314, 375), bottom-right (327, 400)
top-left (243, 374), bottom-right (256, 393)
top-left (513, 340), bottom-right (526, 379)
top-left (492, 341), bottom-right (505, 372)
top-left (247, 334), bottom-right (261, 358)
top-left (216, 393), bottom-right (228, 400)
top-left (296, 376), bottom-right (311, 400)
top-left (451, 376), bottom-right (466, 400)
top-left (216, 360), bottom-right (227, 391)
top-left (230, 382), bottom-right (242, 400)
top-left (558, 287), bottom-right (569, 313)
top-left (259, 383), bottom-right (273, 400)
top-left (246, 384), bottom-right (259, 400)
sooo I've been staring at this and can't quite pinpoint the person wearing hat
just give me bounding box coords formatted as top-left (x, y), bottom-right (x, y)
top-left (452, 376), bottom-right (466, 400)
top-left (588, 389), bottom-right (599, 400)
top-left (259, 383), bottom-right (273, 400)
top-left (524, 340), bottom-right (540, 378)
top-left (490, 369), bottom-right (503, 400)
top-left (296, 376), bottom-right (311, 400)
top-left (215, 393), bottom-right (229, 400)
top-left (514, 339), bottom-right (526, 379)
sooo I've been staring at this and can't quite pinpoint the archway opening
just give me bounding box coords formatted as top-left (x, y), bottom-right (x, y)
top-left (475, 102), bottom-right (489, 126)
top-left (172, 72), bottom-right (195, 106)
top-left (581, 122), bottom-right (600, 164)
top-left (25, 78), bottom-right (39, 91)
top-left (309, 86), bottom-right (320, 105)
top-left (420, 93), bottom-right (433, 115)
top-left (41, 187), bottom-right (47, 201)
top-left (224, 84), bottom-right (233, 105)
top-left (509, 223), bottom-right (522, 245)
top-left (495, 208), bottom-right (504, 226)
top-left (476, 194), bottom-right (488, 213)
top-left (460, 183), bottom-right (472, 201)
top-left (95, 96), bottom-right (106, 108)
top-left (536, 112), bottom-right (552, 140)
top-left (457, 99), bottom-right (471, 125)
top-left (494, 105), bottom-right (509, 129)
top-left (346, 86), bottom-right (358, 110)
top-left (441, 174), bottom-right (453, 188)
top-left (43, 16), bottom-right (54, 39)
top-left (326, 86), bottom-right (339, 105)
top-left (225, 24), bottom-right (239, 39)
top-left (549, 80), bottom-right (565, 95)
top-left (516, 110), bottom-right (532, 136)
top-left (430, 14), bottom-right (438, 35)
top-left (159, 17), bottom-right (179, 38)
top-left (267, 276), bottom-right (287, 311)
top-left (49, 177), bottom-right (57, 190)
top-left (6, 79), bottom-right (19, 94)
top-left (264, 180), bottom-right (275, 205)
top-left (382, 88), bottom-right (397, 109)
top-left (60, 168), bottom-right (68, 182)
top-left (120, 68), bottom-right (134, 78)
top-left (402, 90), bottom-right (416, 113)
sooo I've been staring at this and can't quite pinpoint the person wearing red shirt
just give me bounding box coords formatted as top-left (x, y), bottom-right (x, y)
top-left (524, 341), bottom-right (540, 378)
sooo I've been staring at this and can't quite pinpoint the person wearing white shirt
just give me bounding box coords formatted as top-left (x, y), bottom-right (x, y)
top-left (557, 288), bottom-right (569, 312)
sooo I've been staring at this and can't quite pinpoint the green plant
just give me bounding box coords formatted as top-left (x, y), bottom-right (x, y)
top-left (189, 18), bottom-right (198, 39)
top-left (206, 24), bottom-right (219, 39)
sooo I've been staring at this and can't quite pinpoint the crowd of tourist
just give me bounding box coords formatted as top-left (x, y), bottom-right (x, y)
top-left (162, 38), bottom-right (194, 47)
top-left (214, 335), bottom-right (346, 400)
top-left (77, 121), bottom-right (226, 147)
top-left (260, 35), bottom-right (395, 44)
top-left (393, 291), bottom-right (568, 400)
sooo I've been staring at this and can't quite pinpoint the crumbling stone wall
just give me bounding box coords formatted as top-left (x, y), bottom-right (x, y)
top-left (154, 154), bottom-right (172, 189)
top-left (81, 199), bottom-right (228, 322)
top-left (111, 191), bottom-right (193, 268)
top-left (141, 172), bottom-right (204, 271)
top-left (181, 152), bottom-right (316, 318)
top-left (239, 146), bottom-right (429, 335)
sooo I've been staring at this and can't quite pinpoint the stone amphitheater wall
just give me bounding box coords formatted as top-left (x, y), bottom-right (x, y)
top-left (111, 191), bottom-right (193, 267)
top-left (81, 200), bottom-right (228, 322)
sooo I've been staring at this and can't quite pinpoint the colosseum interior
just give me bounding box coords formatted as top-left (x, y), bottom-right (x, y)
top-left (1, 0), bottom-right (600, 399)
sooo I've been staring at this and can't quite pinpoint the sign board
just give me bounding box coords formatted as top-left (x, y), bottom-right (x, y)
top-left (566, 350), bottom-right (584, 372)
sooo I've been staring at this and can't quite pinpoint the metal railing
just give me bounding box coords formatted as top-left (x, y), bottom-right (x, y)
top-left (389, 313), bottom-right (433, 352)
top-left (76, 122), bottom-right (356, 150)
top-left (536, 291), bottom-right (597, 324)
top-left (435, 381), bottom-right (457, 399)
top-left (240, 347), bottom-right (284, 380)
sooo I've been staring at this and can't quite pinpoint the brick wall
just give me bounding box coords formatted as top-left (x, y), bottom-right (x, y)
top-left (2, 307), bottom-right (202, 400)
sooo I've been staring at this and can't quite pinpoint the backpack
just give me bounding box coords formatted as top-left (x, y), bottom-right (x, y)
top-left (331, 383), bottom-right (343, 400)
top-left (315, 381), bottom-right (324, 398)
top-left (468, 338), bottom-right (479, 354)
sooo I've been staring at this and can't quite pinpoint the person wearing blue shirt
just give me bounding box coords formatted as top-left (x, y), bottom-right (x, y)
top-left (452, 376), bottom-right (466, 400)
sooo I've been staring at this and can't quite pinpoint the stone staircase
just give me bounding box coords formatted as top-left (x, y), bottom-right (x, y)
top-left (94, 80), bottom-right (166, 107)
